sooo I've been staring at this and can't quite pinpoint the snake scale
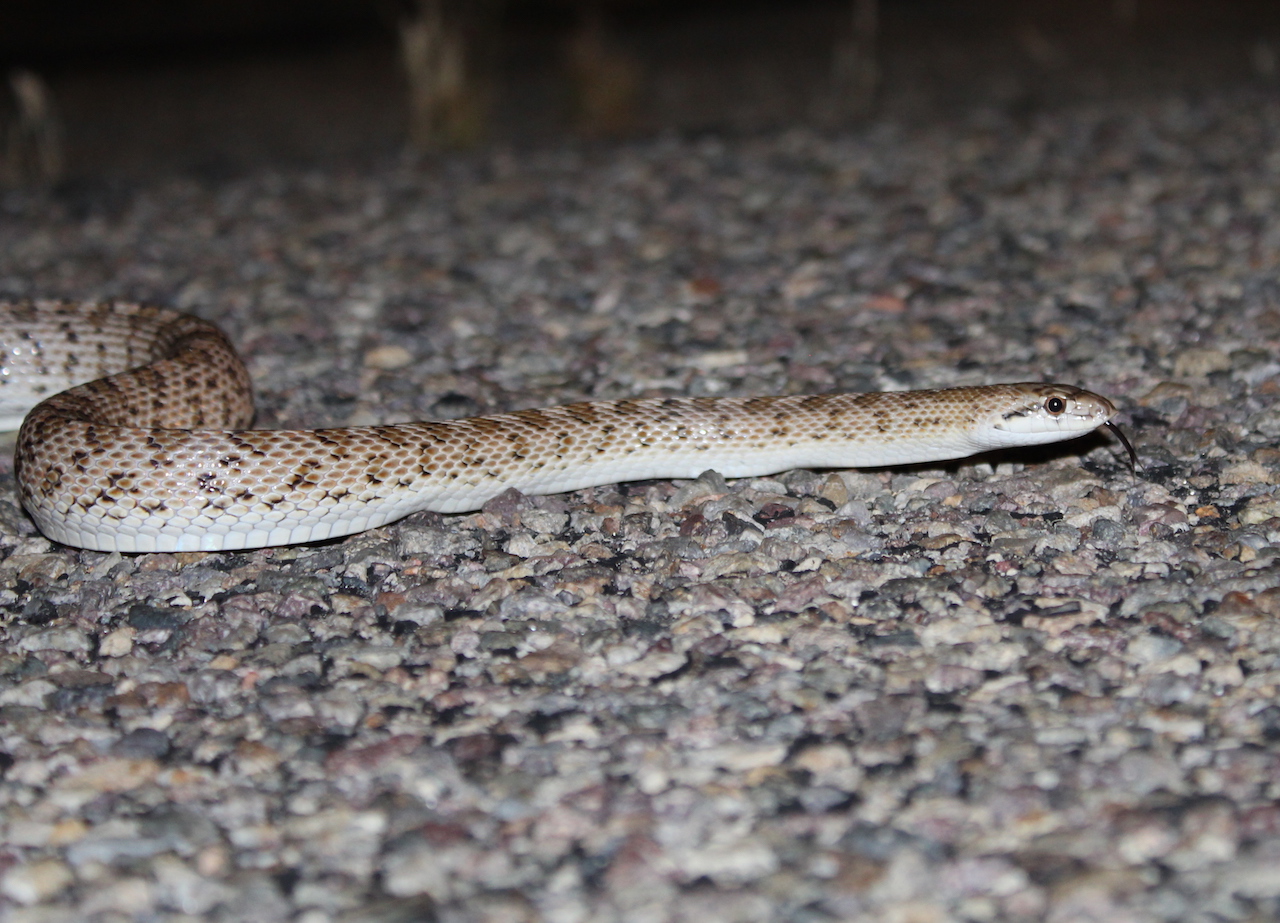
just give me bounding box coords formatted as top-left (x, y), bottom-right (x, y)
top-left (2, 301), bottom-right (1127, 553)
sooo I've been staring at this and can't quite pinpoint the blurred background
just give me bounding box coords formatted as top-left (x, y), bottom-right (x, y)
top-left (1, 0), bottom-right (1278, 185)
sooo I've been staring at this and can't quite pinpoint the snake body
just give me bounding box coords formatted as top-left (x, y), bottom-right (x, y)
top-left (4, 301), bottom-right (1120, 553)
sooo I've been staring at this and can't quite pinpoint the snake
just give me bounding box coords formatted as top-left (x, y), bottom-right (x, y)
top-left (2, 300), bottom-right (1132, 554)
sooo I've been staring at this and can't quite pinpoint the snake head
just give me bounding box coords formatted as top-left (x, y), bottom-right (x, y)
top-left (982, 383), bottom-right (1117, 448)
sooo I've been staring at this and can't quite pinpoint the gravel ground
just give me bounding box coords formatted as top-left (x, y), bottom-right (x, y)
top-left (3, 55), bottom-right (1280, 923)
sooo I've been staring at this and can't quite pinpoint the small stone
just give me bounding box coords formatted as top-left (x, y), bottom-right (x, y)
top-left (228, 740), bottom-right (282, 776)
top-left (675, 840), bottom-right (778, 884)
top-left (398, 523), bottom-right (480, 557)
top-left (520, 508), bottom-right (569, 535)
top-left (328, 643), bottom-right (404, 672)
top-left (325, 735), bottom-right (423, 776)
top-left (110, 728), bottom-right (172, 760)
top-left (497, 589), bottom-right (568, 619)
top-left (691, 742), bottom-right (788, 772)
top-left (58, 758), bottom-right (160, 793)
top-left (151, 855), bottom-right (235, 916)
top-left (81, 877), bottom-right (154, 916)
top-left (1220, 461), bottom-right (1273, 486)
top-left (670, 470), bottom-right (730, 507)
top-left (0, 678), bottom-right (56, 707)
top-left (1125, 633), bottom-right (1184, 666)
top-left (98, 626), bottom-right (136, 657)
top-left (617, 648), bottom-right (687, 680)
top-left (1239, 496), bottom-right (1280, 525)
top-left (793, 743), bottom-right (854, 775)
top-left (18, 627), bottom-right (92, 654)
top-left (1090, 519), bottom-right (1126, 545)
top-left (1138, 381), bottom-right (1195, 413)
top-left (818, 473), bottom-right (850, 507)
top-left (503, 532), bottom-right (544, 558)
top-left (1, 858), bottom-right (73, 905)
top-left (382, 832), bottom-right (477, 901)
top-left (1173, 348), bottom-right (1231, 378)
top-left (364, 345), bottom-right (413, 370)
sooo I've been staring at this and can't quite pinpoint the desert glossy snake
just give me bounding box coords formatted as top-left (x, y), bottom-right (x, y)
top-left (3, 301), bottom-right (1127, 553)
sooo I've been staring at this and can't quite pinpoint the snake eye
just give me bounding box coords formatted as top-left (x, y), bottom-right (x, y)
top-left (1045, 397), bottom-right (1067, 415)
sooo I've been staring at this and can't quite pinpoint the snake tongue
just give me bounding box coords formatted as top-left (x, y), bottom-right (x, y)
top-left (1104, 420), bottom-right (1140, 472)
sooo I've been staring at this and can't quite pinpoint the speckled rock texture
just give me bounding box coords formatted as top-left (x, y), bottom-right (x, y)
top-left (3, 58), bottom-right (1280, 923)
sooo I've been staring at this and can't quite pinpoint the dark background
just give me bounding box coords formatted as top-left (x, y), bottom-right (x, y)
top-left (1, 0), bottom-right (1278, 181)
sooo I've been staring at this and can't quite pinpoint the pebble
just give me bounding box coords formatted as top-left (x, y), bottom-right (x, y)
top-left (109, 728), bottom-right (172, 760)
top-left (1, 860), bottom-right (73, 905)
top-left (362, 345), bottom-right (414, 370)
top-left (17, 628), bottom-right (92, 654)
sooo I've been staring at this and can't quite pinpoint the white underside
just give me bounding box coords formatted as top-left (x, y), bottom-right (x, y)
top-left (35, 435), bottom-right (998, 553)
